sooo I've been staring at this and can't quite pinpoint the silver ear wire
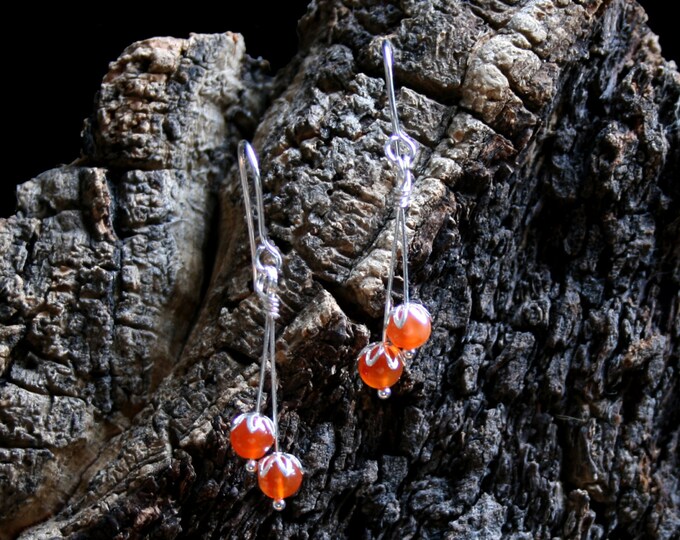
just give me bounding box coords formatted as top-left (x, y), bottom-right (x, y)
top-left (380, 39), bottom-right (417, 338)
top-left (238, 141), bottom-right (283, 304)
top-left (382, 39), bottom-right (401, 137)
top-left (382, 40), bottom-right (418, 173)
top-left (237, 140), bottom-right (282, 450)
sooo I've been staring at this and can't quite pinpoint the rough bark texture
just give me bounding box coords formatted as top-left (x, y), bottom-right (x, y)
top-left (1, 1), bottom-right (678, 539)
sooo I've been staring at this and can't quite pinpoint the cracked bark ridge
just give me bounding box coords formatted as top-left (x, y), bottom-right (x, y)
top-left (0, 33), bottom-right (270, 538)
top-left (2, 1), bottom-right (679, 539)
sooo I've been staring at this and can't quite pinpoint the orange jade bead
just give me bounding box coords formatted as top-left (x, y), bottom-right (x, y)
top-left (386, 303), bottom-right (432, 350)
top-left (258, 452), bottom-right (304, 510)
top-left (358, 342), bottom-right (404, 398)
top-left (230, 412), bottom-right (275, 461)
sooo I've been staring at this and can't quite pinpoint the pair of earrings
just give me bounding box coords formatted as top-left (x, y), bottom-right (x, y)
top-left (228, 39), bottom-right (432, 510)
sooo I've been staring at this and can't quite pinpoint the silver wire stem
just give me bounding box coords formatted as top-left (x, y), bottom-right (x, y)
top-left (382, 208), bottom-right (400, 341)
top-left (381, 39), bottom-right (417, 336)
top-left (255, 345), bottom-right (267, 414)
top-left (237, 140), bottom-right (282, 449)
top-left (400, 207), bottom-right (410, 306)
top-left (268, 313), bottom-right (279, 451)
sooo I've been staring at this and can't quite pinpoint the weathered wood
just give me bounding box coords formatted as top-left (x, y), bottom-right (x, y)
top-left (1, 1), bottom-right (679, 538)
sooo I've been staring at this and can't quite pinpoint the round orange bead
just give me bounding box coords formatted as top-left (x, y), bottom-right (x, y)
top-left (258, 452), bottom-right (303, 509)
top-left (386, 303), bottom-right (432, 350)
top-left (230, 412), bottom-right (275, 460)
top-left (358, 342), bottom-right (404, 392)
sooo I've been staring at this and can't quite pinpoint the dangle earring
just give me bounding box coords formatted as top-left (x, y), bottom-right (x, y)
top-left (229, 141), bottom-right (303, 510)
top-left (358, 40), bottom-right (432, 399)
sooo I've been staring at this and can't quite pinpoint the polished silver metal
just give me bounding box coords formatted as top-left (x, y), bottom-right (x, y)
top-left (381, 39), bottom-right (417, 341)
top-left (237, 140), bottom-right (282, 452)
top-left (377, 388), bottom-right (392, 399)
top-left (382, 40), bottom-right (403, 138)
top-left (382, 40), bottom-right (417, 195)
top-left (238, 141), bottom-right (283, 306)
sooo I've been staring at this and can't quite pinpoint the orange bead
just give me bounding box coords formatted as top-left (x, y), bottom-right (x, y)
top-left (386, 303), bottom-right (432, 350)
top-left (230, 412), bottom-right (275, 460)
top-left (358, 342), bottom-right (404, 396)
top-left (258, 452), bottom-right (303, 509)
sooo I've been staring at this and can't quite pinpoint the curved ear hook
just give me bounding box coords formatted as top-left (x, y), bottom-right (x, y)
top-left (237, 140), bottom-right (283, 293)
top-left (382, 39), bottom-right (402, 137)
top-left (382, 40), bottom-right (417, 167)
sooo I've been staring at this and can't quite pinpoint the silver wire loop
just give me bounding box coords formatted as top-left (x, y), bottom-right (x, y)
top-left (385, 133), bottom-right (417, 167)
top-left (255, 244), bottom-right (283, 275)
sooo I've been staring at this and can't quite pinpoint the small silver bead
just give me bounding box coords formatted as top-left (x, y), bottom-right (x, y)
top-left (377, 388), bottom-right (392, 399)
top-left (245, 460), bottom-right (257, 473)
top-left (273, 499), bottom-right (286, 511)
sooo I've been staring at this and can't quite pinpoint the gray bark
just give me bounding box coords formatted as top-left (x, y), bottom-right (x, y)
top-left (1, 1), bottom-right (679, 539)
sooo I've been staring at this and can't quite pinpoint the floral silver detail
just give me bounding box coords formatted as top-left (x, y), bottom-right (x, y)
top-left (389, 303), bottom-right (431, 329)
top-left (359, 342), bottom-right (403, 370)
top-left (258, 452), bottom-right (303, 478)
top-left (231, 412), bottom-right (275, 436)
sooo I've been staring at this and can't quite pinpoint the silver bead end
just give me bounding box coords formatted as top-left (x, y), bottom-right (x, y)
top-left (377, 388), bottom-right (392, 399)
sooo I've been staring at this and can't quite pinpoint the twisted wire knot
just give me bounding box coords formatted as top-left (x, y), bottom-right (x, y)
top-left (255, 264), bottom-right (281, 319)
top-left (263, 292), bottom-right (280, 319)
top-left (397, 169), bottom-right (413, 209)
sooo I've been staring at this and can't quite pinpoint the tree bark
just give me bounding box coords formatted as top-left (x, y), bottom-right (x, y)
top-left (1, 1), bottom-right (678, 539)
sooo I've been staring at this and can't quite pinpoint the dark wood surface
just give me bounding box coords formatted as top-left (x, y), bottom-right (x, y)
top-left (1, 1), bottom-right (678, 538)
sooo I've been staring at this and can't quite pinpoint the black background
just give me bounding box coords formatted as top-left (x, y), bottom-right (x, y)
top-left (1, 3), bottom-right (675, 218)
